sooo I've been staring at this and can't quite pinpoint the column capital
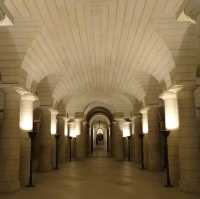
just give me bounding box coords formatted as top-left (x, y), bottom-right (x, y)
top-left (21, 93), bottom-right (38, 102)
top-left (160, 91), bottom-right (177, 100)
top-left (48, 108), bottom-right (59, 115)
top-left (57, 115), bottom-right (69, 121)
top-left (82, 120), bottom-right (88, 125)
top-left (170, 84), bottom-right (184, 92)
top-left (0, 84), bottom-right (23, 94)
top-left (131, 114), bottom-right (142, 121)
top-left (140, 107), bottom-right (149, 114)
top-left (74, 118), bottom-right (84, 123)
top-left (4, 86), bottom-right (38, 102)
top-left (64, 117), bottom-right (70, 122)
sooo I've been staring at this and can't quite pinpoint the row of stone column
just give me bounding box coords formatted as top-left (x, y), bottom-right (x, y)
top-left (0, 87), bottom-right (88, 193)
top-left (131, 86), bottom-right (200, 194)
top-left (110, 85), bottom-right (200, 194)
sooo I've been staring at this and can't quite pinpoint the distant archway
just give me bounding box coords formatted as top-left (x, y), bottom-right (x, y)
top-left (85, 107), bottom-right (113, 156)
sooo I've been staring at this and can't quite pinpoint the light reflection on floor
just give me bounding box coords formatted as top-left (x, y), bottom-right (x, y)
top-left (1, 154), bottom-right (199, 199)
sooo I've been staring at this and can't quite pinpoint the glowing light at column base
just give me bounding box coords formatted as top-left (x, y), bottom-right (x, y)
top-left (122, 122), bottom-right (131, 137)
top-left (140, 108), bottom-right (149, 134)
top-left (20, 94), bottom-right (38, 131)
top-left (69, 122), bottom-right (78, 138)
top-left (69, 120), bottom-right (81, 138)
top-left (160, 91), bottom-right (179, 131)
top-left (64, 118), bottom-right (69, 136)
top-left (49, 109), bottom-right (59, 135)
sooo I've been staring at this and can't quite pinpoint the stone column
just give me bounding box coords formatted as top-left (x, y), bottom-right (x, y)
top-left (133, 115), bottom-right (142, 164)
top-left (68, 121), bottom-right (76, 159)
top-left (106, 125), bottom-right (111, 154)
top-left (65, 119), bottom-right (70, 161)
top-left (140, 108), bottom-right (149, 169)
top-left (19, 93), bottom-right (38, 186)
top-left (129, 121), bottom-right (133, 161)
top-left (178, 87), bottom-right (200, 193)
top-left (112, 120), bottom-right (123, 160)
top-left (0, 87), bottom-right (20, 192)
top-left (19, 131), bottom-right (30, 186)
top-left (38, 107), bottom-right (52, 172)
top-left (168, 129), bottom-right (180, 185)
top-left (147, 106), bottom-right (162, 171)
top-left (143, 134), bottom-right (149, 169)
top-left (88, 126), bottom-right (91, 154)
top-left (76, 120), bottom-right (87, 160)
top-left (160, 90), bottom-right (180, 185)
top-left (57, 116), bottom-right (66, 165)
top-left (111, 123), bottom-right (115, 156)
top-left (50, 109), bottom-right (58, 169)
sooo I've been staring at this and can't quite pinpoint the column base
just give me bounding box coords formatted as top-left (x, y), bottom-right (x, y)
top-left (0, 180), bottom-right (20, 193)
top-left (180, 180), bottom-right (200, 194)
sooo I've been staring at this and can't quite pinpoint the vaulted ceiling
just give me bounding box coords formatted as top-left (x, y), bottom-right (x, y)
top-left (1, 0), bottom-right (195, 115)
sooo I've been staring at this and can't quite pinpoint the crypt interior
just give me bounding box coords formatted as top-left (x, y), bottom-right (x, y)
top-left (0, 0), bottom-right (200, 198)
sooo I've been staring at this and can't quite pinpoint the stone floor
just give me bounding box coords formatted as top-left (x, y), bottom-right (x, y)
top-left (1, 150), bottom-right (199, 199)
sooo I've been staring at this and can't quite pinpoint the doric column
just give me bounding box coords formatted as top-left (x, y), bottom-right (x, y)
top-left (19, 92), bottom-right (38, 186)
top-left (49, 109), bottom-right (59, 169)
top-left (68, 120), bottom-right (76, 159)
top-left (85, 122), bottom-right (90, 156)
top-left (132, 115), bottom-right (142, 164)
top-left (0, 86), bottom-right (21, 192)
top-left (64, 118), bottom-right (70, 161)
top-left (110, 123), bottom-right (115, 156)
top-left (129, 120), bottom-right (134, 161)
top-left (177, 86), bottom-right (200, 193)
top-left (160, 91), bottom-right (180, 185)
top-left (57, 116), bottom-right (66, 165)
top-left (112, 120), bottom-right (123, 160)
top-left (140, 108), bottom-right (149, 169)
top-left (140, 106), bottom-right (162, 171)
top-left (107, 125), bottom-right (111, 154)
top-left (88, 126), bottom-right (92, 154)
top-left (147, 106), bottom-right (162, 171)
top-left (76, 120), bottom-right (87, 159)
top-left (38, 107), bottom-right (53, 172)
top-left (121, 120), bottom-right (132, 160)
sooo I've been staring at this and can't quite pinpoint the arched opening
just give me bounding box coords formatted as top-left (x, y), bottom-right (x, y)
top-left (89, 116), bottom-right (110, 157)
top-left (85, 107), bottom-right (113, 157)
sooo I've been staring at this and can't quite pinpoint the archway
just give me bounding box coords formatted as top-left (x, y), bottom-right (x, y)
top-left (90, 115), bottom-right (110, 157)
top-left (85, 107), bottom-right (113, 157)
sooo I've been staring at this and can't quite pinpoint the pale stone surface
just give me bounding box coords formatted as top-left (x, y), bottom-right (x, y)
top-left (57, 117), bottom-right (66, 165)
top-left (178, 88), bottom-right (200, 193)
top-left (38, 108), bottom-right (52, 172)
top-left (51, 136), bottom-right (56, 168)
top-left (168, 130), bottom-right (180, 186)
top-left (19, 131), bottom-right (30, 186)
top-left (72, 138), bottom-right (77, 160)
top-left (133, 116), bottom-right (142, 164)
top-left (65, 137), bottom-right (70, 162)
top-left (0, 157), bottom-right (199, 199)
top-left (147, 106), bottom-right (162, 171)
top-left (112, 122), bottom-right (123, 161)
top-left (0, 88), bottom-right (21, 192)
top-left (76, 122), bottom-right (87, 160)
top-left (111, 123), bottom-right (115, 157)
top-left (144, 135), bottom-right (149, 169)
